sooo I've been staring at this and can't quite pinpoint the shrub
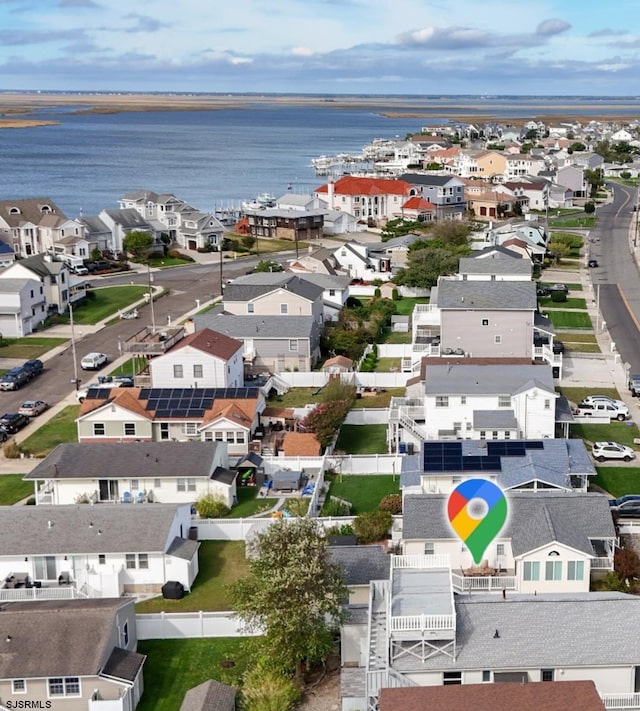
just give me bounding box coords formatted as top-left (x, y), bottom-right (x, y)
top-left (353, 510), bottom-right (392, 544)
top-left (195, 492), bottom-right (230, 518)
top-left (391, 288), bottom-right (400, 301)
top-left (374, 287), bottom-right (381, 298)
top-left (550, 290), bottom-right (567, 303)
top-left (321, 497), bottom-right (352, 517)
top-left (3, 441), bottom-right (21, 459)
top-left (615, 547), bottom-right (640, 581)
top-left (325, 523), bottom-right (355, 537)
top-left (242, 664), bottom-right (301, 711)
top-left (284, 498), bottom-right (309, 517)
top-left (584, 201), bottom-right (596, 214)
top-left (378, 494), bottom-right (402, 514)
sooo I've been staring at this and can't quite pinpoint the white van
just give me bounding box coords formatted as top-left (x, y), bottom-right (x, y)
top-left (80, 352), bottom-right (108, 370)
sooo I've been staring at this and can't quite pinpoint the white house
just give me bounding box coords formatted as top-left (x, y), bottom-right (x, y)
top-left (148, 328), bottom-right (244, 389)
top-left (456, 247), bottom-right (533, 281)
top-left (0, 277), bottom-right (46, 336)
top-left (26, 441), bottom-right (237, 507)
top-left (332, 241), bottom-right (392, 281)
top-left (0, 503), bottom-right (199, 597)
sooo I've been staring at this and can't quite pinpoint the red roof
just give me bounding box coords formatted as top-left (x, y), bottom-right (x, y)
top-left (402, 196), bottom-right (437, 211)
top-left (316, 176), bottom-right (412, 197)
top-left (169, 328), bottom-right (242, 361)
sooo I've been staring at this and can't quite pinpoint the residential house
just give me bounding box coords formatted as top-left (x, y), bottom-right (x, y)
top-left (274, 271), bottom-right (350, 320)
top-left (0, 254), bottom-right (79, 313)
top-left (0, 598), bottom-right (145, 711)
top-left (275, 193), bottom-right (326, 212)
top-left (389, 359), bottom-right (559, 447)
top-left (504, 153), bottom-right (546, 180)
top-left (457, 249), bottom-right (533, 281)
top-left (321, 208), bottom-right (360, 235)
top-left (179, 680), bottom-right (237, 711)
top-left (503, 178), bottom-right (551, 211)
top-left (147, 328), bottom-right (244, 388)
top-left (314, 176), bottom-right (413, 225)
top-left (398, 174), bottom-right (466, 219)
top-left (465, 186), bottom-right (519, 220)
top-left (287, 245), bottom-right (343, 275)
top-left (76, 215), bottom-right (113, 255)
top-left (243, 207), bottom-right (325, 243)
top-left (76, 386), bottom-right (264, 456)
top-left (0, 503), bottom-right (198, 595)
top-left (378, 681), bottom-right (606, 711)
top-left (98, 208), bottom-right (158, 254)
top-left (0, 240), bottom-right (15, 267)
top-left (332, 241), bottom-right (392, 281)
top-left (453, 149), bottom-right (508, 180)
top-left (330, 544), bottom-right (390, 605)
top-left (119, 190), bottom-right (224, 251)
top-left (0, 277), bottom-right (46, 336)
top-left (398, 196), bottom-right (437, 222)
top-left (26, 441), bottom-right (236, 507)
top-left (399, 438), bottom-right (596, 497)
top-left (0, 197), bottom-right (85, 257)
top-left (557, 164), bottom-right (589, 198)
top-left (195, 312), bottom-right (322, 373)
top-left (562, 151), bottom-right (604, 171)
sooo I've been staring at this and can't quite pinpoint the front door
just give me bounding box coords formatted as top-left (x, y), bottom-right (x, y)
top-left (99, 479), bottom-right (119, 501)
top-left (34, 556), bottom-right (57, 580)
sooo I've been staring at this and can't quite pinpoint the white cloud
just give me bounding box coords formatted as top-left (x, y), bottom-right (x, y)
top-left (291, 46), bottom-right (315, 56)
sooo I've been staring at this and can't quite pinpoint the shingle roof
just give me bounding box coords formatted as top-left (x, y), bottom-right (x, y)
top-left (102, 208), bottom-right (152, 229)
top-left (0, 504), bottom-right (185, 555)
top-left (458, 253), bottom-right (532, 276)
top-left (0, 278), bottom-right (39, 292)
top-left (329, 545), bottom-right (390, 586)
top-left (179, 679), bottom-right (237, 711)
top-left (424, 363), bottom-right (555, 396)
top-left (379, 680), bottom-right (605, 711)
top-left (223, 274), bottom-right (323, 303)
top-left (166, 536), bottom-right (200, 560)
top-left (78, 215), bottom-right (110, 234)
top-left (167, 328), bottom-right (242, 361)
top-left (402, 492), bottom-right (615, 555)
top-left (399, 173), bottom-right (463, 187)
top-left (472, 409), bottom-right (518, 429)
top-left (435, 279), bottom-right (537, 310)
top-left (195, 313), bottom-right (320, 340)
top-left (211, 466), bottom-right (238, 485)
top-left (0, 598), bottom-right (134, 679)
top-left (0, 198), bottom-right (66, 227)
top-left (26, 442), bottom-right (222, 481)
top-left (102, 647), bottom-right (146, 682)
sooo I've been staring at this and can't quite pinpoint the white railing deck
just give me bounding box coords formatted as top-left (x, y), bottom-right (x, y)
top-left (591, 557), bottom-right (614, 570)
top-left (392, 554), bottom-right (450, 569)
top-left (602, 692), bottom-right (640, 709)
top-left (451, 573), bottom-right (517, 592)
top-left (0, 586), bottom-right (83, 601)
top-left (389, 614), bottom-right (455, 633)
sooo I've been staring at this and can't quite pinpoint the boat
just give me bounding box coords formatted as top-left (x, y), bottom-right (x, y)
top-left (241, 192), bottom-right (277, 210)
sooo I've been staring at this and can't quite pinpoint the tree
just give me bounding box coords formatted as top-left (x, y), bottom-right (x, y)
top-left (584, 201), bottom-right (596, 214)
top-left (254, 259), bottom-right (281, 273)
top-left (123, 230), bottom-right (154, 263)
top-left (300, 399), bottom-right (352, 448)
top-left (231, 518), bottom-right (347, 683)
top-left (242, 662), bottom-right (301, 711)
top-left (584, 168), bottom-right (605, 198)
top-left (195, 492), bottom-right (230, 518)
top-left (394, 247), bottom-right (460, 288)
top-left (353, 510), bottom-right (392, 544)
top-left (614, 547), bottom-right (640, 582)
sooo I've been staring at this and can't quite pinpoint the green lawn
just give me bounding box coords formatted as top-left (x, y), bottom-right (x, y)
top-left (374, 358), bottom-right (401, 372)
top-left (353, 387), bottom-right (405, 409)
top-left (379, 330), bottom-right (412, 344)
top-left (558, 386), bottom-right (622, 405)
top-left (546, 311), bottom-right (593, 329)
top-left (268, 387), bottom-right (320, 408)
top-left (137, 638), bottom-right (251, 711)
top-left (135, 541), bottom-right (248, 613)
top-left (550, 216), bottom-right (596, 228)
top-left (565, 343), bottom-right (601, 353)
top-left (0, 474), bottom-right (33, 504)
top-left (228, 486), bottom-right (277, 518)
top-left (0, 336), bottom-right (67, 359)
top-left (147, 256), bottom-right (194, 268)
top-left (570, 422), bottom-right (640, 449)
top-left (109, 356), bottom-right (147, 377)
top-left (335, 424), bottom-right (388, 454)
top-left (393, 297), bottom-right (429, 316)
top-left (19, 405), bottom-right (79, 457)
top-left (591, 467), bottom-right (640, 498)
top-left (73, 286), bottom-right (150, 324)
top-left (538, 297), bottom-right (587, 310)
top-left (556, 332), bottom-right (597, 343)
top-left (322, 474), bottom-right (399, 514)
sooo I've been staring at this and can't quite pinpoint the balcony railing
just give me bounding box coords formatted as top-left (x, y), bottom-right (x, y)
top-left (602, 692), bottom-right (640, 709)
top-left (591, 557), bottom-right (614, 570)
top-left (389, 614), bottom-right (455, 633)
top-left (451, 573), bottom-right (517, 593)
top-left (393, 555), bottom-right (450, 569)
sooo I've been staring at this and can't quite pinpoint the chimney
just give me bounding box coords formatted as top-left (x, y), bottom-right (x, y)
top-left (328, 179), bottom-right (334, 205)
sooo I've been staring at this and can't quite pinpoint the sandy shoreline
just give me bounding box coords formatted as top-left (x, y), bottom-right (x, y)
top-left (0, 92), bottom-right (638, 128)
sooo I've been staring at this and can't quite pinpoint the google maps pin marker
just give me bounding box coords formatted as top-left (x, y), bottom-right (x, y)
top-left (447, 479), bottom-right (508, 565)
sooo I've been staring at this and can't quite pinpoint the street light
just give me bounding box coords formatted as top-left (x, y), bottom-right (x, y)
top-left (69, 302), bottom-right (80, 390)
top-left (147, 263), bottom-right (156, 333)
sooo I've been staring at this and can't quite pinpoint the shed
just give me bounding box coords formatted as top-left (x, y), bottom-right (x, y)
top-left (270, 469), bottom-right (302, 492)
top-left (179, 679), bottom-right (237, 711)
top-left (322, 355), bottom-right (354, 373)
top-left (391, 315), bottom-right (409, 332)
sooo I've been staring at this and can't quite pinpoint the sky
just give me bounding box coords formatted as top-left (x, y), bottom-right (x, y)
top-left (0, 0), bottom-right (639, 95)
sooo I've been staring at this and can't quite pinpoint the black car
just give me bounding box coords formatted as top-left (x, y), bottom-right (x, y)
top-left (0, 367), bottom-right (30, 391)
top-left (612, 503), bottom-right (640, 519)
top-left (23, 359), bottom-right (44, 379)
top-left (0, 412), bottom-right (30, 434)
top-left (588, 259), bottom-right (599, 268)
top-left (552, 340), bottom-right (565, 354)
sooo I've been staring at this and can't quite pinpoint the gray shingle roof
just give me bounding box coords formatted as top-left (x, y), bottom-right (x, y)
top-left (472, 409), bottom-right (518, 429)
top-left (195, 313), bottom-right (319, 340)
top-left (78, 215), bottom-right (110, 234)
top-left (26, 442), bottom-right (223, 481)
top-left (179, 679), bottom-right (237, 711)
top-left (102, 647), bottom-right (146, 682)
top-left (329, 545), bottom-right (390, 586)
top-left (424, 363), bottom-right (555, 396)
top-left (223, 274), bottom-right (323, 303)
top-left (394, 593), bottom-right (640, 672)
top-left (102, 208), bottom-right (152, 229)
top-left (0, 504), bottom-right (185, 555)
top-left (0, 278), bottom-right (38, 293)
top-left (399, 174), bottom-right (462, 186)
top-left (211, 466), bottom-right (238, 485)
top-left (403, 492), bottom-right (615, 555)
top-left (435, 279), bottom-right (537, 310)
top-left (458, 253), bottom-right (532, 276)
top-left (0, 598), bottom-right (133, 679)
top-left (166, 536), bottom-right (200, 561)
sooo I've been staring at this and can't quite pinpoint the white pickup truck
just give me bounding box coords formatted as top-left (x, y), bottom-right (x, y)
top-left (574, 399), bottom-right (630, 421)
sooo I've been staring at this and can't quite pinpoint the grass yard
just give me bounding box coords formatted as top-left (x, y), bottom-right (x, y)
top-left (73, 286), bottom-right (150, 324)
top-left (146, 256), bottom-right (194, 268)
top-left (136, 541), bottom-right (248, 613)
top-left (0, 474), bottom-right (33, 504)
top-left (322, 474), bottom-right (399, 514)
top-left (558, 386), bottom-right (621, 405)
top-left (137, 638), bottom-right (251, 711)
top-left (538, 297), bottom-right (587, 310)
top-left (565, 342), bottom-right (601, 353)
top-left (570, 422), bottom-right (640, 449)
top-left (374, 357), bottom-right (402, 372)
top-left (556, 332), bottom-right (597, 343)
top-left (550, 216), bottom-right (596, 228)
top-left (591, 467), bottom-right (640, 498)
top-left (0, 336), bottom-right (67, 359)
top-left (268, 387), bottom-right (321, 408)
top-left (546, 310), bottom-right (593, 329)
top-left (228, 486), bottom-right (277, 518)
top-left (354, 387), bottom-right (406, 409)
top-left (335, 424), bottom-right (388, 454)
top-left (392, 297), bottom-right (429, 316)
top-left (253, 238), bottom-right (310, 254)
top-left (19, 405), bottom-right (79, 457)
top-left (109, 356), bottom-right (147, 377)
top-left (379, 330), bottom-right (412, 344)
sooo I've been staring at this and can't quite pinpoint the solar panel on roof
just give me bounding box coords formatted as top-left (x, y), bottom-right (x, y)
top-left (139, 388), bottom-right (151, 399)
top-left (155, 410), bottom-right (172, 418)
top-left (525, 441), bottom-right (544, 449)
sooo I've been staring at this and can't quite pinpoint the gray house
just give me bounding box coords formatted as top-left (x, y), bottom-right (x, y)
top-left (398, 174), bottom-right (467, 219)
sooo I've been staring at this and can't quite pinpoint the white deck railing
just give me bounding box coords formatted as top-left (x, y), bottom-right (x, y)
top-left (389, 614), bottom-right (455, 633)
top-left (591, 557), bottom-right (614, 570)
top-left (392, 554), bottom-right (450, 570)
top-left (0, 587), bottom-right (82, 601)
top-left (451, 573), bottom-right (517, 592)
top-left (602, 692), bottom-right (640, 709)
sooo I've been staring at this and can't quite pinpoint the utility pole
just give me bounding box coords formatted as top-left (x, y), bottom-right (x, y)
top-left (69, 302), bottom-right (79, 390)
top-left (595, 283), bottom-right (601, 332)
top-left (219, 243), bottom-right (224, 294)
top-left (147, 263), bottom-right (156, 333)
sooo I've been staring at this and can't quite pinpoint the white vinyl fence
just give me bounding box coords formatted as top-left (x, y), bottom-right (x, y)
top-left (273, 371), bottom-right (412, 388)
top-left (344, 408), bottom-right (389, 425)
top-left (195, 515), bottom-right (360, 541)
top-left (326, 454), bottom-right (402, 474)
top-left (136, 611), bottom-right (262, 639)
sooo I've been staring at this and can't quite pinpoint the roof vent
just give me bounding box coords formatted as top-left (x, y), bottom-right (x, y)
top-left (47, 520), bottom-right (52, 529)
top-left (5, 635), bottom-right (11, 643)
top-left (493, 629), bottom-right (500, 639)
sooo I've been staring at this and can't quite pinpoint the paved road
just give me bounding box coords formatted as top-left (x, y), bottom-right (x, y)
top-left (590, 184), bottom-right (640, 374)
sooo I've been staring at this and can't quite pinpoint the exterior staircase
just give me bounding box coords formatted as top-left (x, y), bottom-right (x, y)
top-left (398, 411), bottom-right (428, 442)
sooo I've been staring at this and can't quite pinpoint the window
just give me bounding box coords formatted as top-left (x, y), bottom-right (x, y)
top-left (160, 423), bottom-right (169, 440)
top-left (443, 671), bottom-right (462, 685)
top-left (12, 679), bottom-right (26, 694)
top-left (226, 431), bottom-right (234, 443)
top-left (236, 432), bottom-right (245, 444)
top-left (541, 669), bottom-right (554, 682)
top-left (130, 479), bottom-right (138, 490)
top-left (173, 364), bottom-right (183, 378)
top-left (482, 671), bottom-right (491, 683)
top-left (567, 560), bottom-right (584, 581)
top-left (435, 396), bottom-right (449, 408)
top-left (544, 399), bottom-right (551, 410)
top-left (247, 303), bottom-right (255, 313)
top-left (177, 478), bottom-right (196, 492)
top-left (126, 554), bottom-right (136, 569)
top-left (154, 479), bottom-right (161, 489)
top-left (214, 431), bottom-right (223, 441)
top-left (124, 423), bottom-right (136, 436)
top-left (98, 554), bottom-right (106, 565)
top-left (492, 430), bottom-right (499, 440)
top-left (545, 560), bottom-right (562, 581)
top-left (329, 289), bottom-right (336, 296)
top-left (504, 430), bottom-right (511, 440)
top-left (289, 339), bottom-right (298, 351)
top-left (424, 542), bottom-right (435, 555)
top-left (481, 318), bottom-right (489, 326)
top-left (193, 364), bottom-right (203, 379)
top-left (496, 544), bottom-right (505, 556)
top-left (460, 395), bottom-right (466, 404)
top-left (498, 395), bottom-right (510, 407)
top-left (123, 621), bottom-right (129, 646)
top-left (280, 303), bottom-right (288, 314)
top-left (183, 422), bottom-right (198, 436)
top-left (93, 423), bottom-right (105, 436)
top-left (494, 335), bottom-right (502, 344)
top-left (138, 554), bottom-right (149, 569)
top-left (523, 561), bottom-right (540, 581)
top-left (480, 430), bottom-right (486, 440)
top-left (48, 677), bottom-right (80, 697)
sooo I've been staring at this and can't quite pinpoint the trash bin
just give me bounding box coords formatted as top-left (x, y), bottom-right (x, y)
top-left (399, 442), bottom-right (407, 454)
top-left (188, 526), bottom-right (198, 541)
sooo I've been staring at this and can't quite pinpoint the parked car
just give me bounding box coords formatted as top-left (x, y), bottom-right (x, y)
top-left (18, 400), bottom-right (49, 417)
top-left (609, 495), bottom-right (640, 508)
top-left (23, 359), bottom-right (44, 379)
top-left (80, 352), bottom-right (109, 370)
top-left (575, 399), bottom-right (629, 421)
top-left (592, 441), bottom-right (636, 462)
top-left (628, 374), bottom-right (640, 397)
top-left (72, 265), bottom-right (89, 276)
top-left (581, 395), bottom-right (627, 409)
top-left (0, 412), bottom-right (30, 434)
top-left (548, 283), bottom-right (569, 293)
top-left (0, 367), bottom-right (30, 391)
top-left (611, 501), bottom-right (640, 518)
top-left (536, 286), bottom-right (551, 297)
top-left (588, 259), bottom-right (599, 268)
top-left (119, 309), bottom-right (139, 320)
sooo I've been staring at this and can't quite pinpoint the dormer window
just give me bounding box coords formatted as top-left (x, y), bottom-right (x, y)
top-left (40, 204), bottom-right (52, 213)
top-left (8, 207), bottom-right (20, 215)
